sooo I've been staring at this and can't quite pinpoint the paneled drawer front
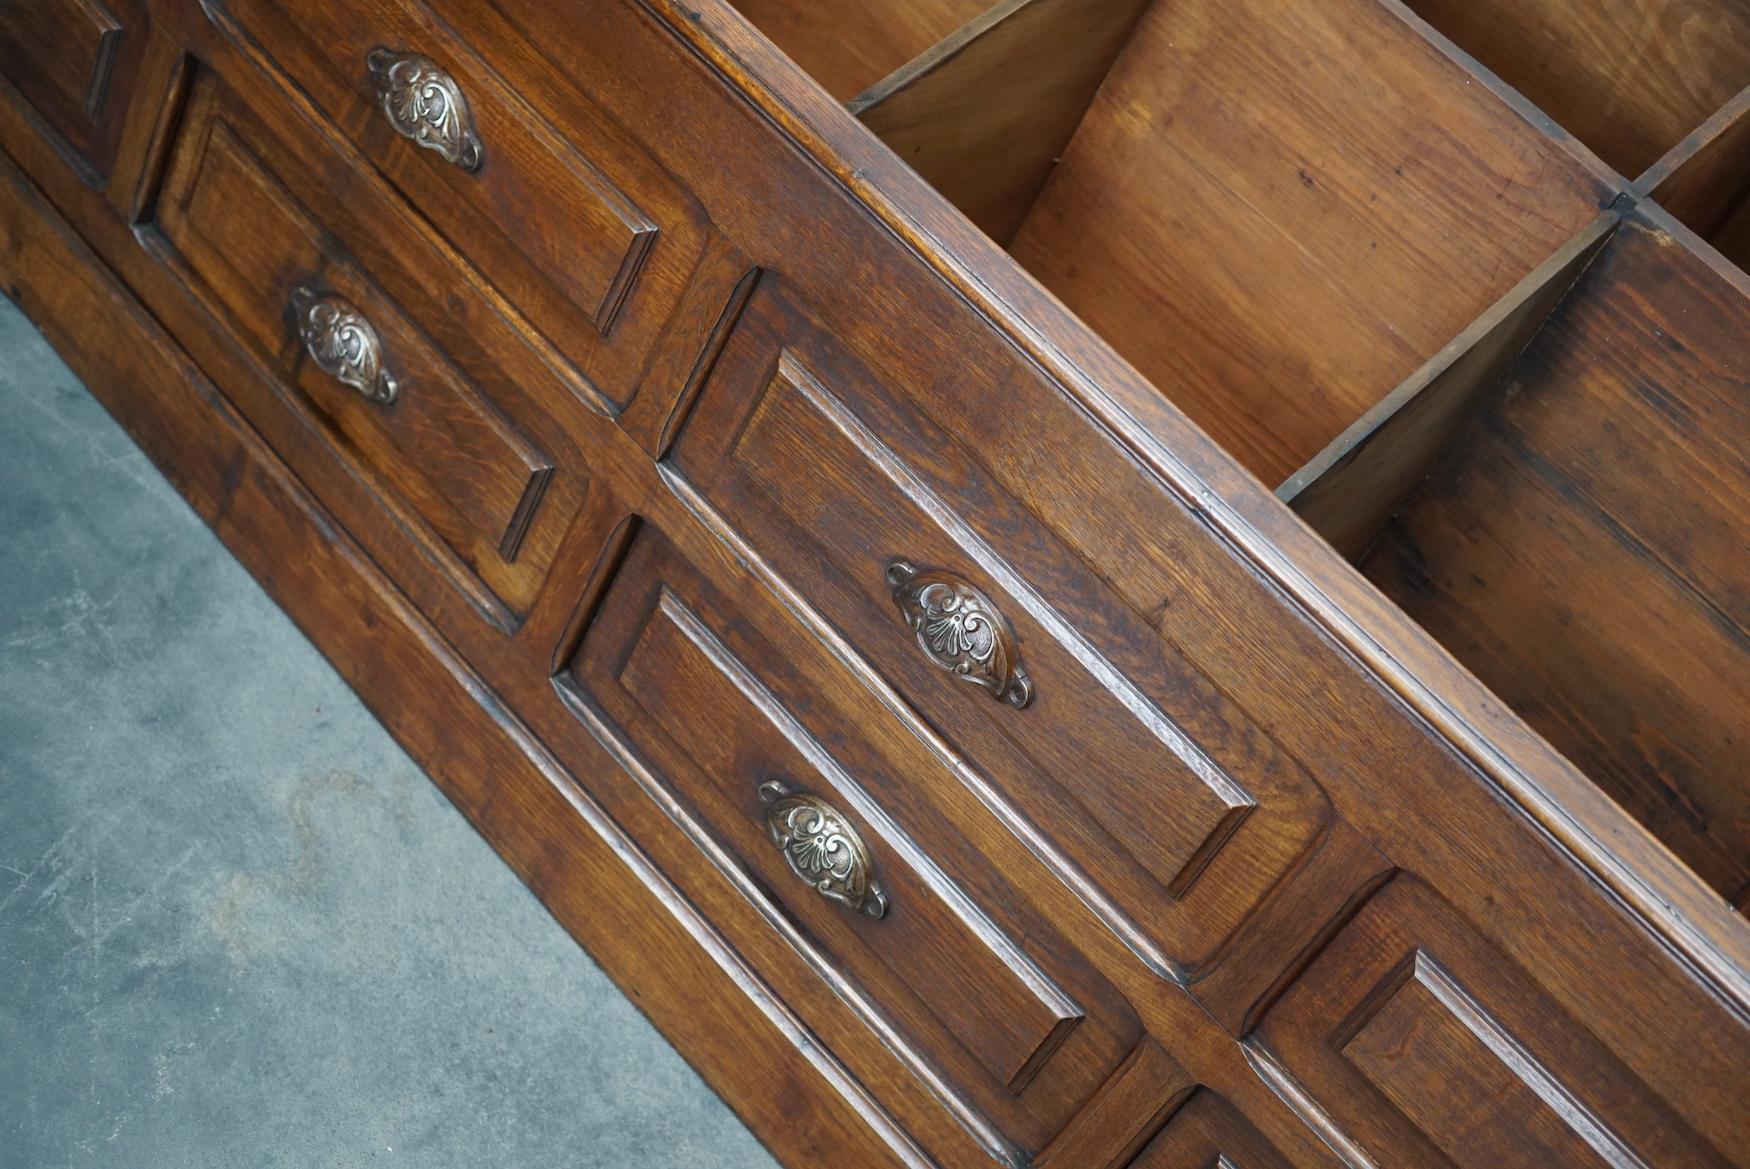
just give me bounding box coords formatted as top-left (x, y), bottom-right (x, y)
top-left (0, 0), bottom-right (144, 182)
top-left (556, 513), bottom-right (1141, 1162)
top-left (1131, 1091), bottom-right (1296, 1169)
top-left (669, 281), bottom-right (1331, 976)
top-left (148, 67), bottom-right (584, 626)
top-left (1249, 878), bottom-right (1731, 1168)
top-left (201, 0), bottom-right (714, 413)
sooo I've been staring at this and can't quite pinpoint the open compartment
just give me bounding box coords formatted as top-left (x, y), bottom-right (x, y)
top-left (848, 0), bottom-right (1615, 485)
top-left (1397, 0), bottom-right (1750, 179)
top-left (1299, 215), bottom-right (1750, 911)
top-left (1640, 84), bottom-right (1750, 276)
top-left (722, 0), bottom-right (1749, 915)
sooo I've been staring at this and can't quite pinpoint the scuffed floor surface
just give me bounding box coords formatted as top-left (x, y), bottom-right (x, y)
top-left (0, 296), bottom-right (779, 1168)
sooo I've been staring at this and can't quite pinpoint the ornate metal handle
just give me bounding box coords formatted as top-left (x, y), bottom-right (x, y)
top-left (887, 560), bottom-right (1034, 709)
top-left (759, 780), bottom-right (888, 920)
top-left (367, 48), bottom-right (484, 172)
top-left (291, 287), bottom-right (399, 405)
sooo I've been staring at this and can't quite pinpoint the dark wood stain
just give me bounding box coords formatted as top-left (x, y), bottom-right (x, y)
top-left (2, 0), bottom-right (1748, 1167)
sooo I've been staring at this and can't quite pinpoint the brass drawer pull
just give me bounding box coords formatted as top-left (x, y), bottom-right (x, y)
top-left (367, 48), bottom-right (484, 172)
top-left (887, 560), bottom-right (1034, 709)
top-left (759, 780), bottom-right (888, 920)
top-left (291, 287), bottom-right (400, 405)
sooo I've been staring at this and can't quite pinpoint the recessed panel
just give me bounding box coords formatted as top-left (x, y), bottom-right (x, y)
top-left (150, 70), bottom-right (571, 620)
top-left (671, 282), bottom-right (1331, 974)
top-left (202, 0), bottom-right (714, 409)
top-left (559, 520), bottom-right (1139, 1156)
top-left (1132, 1091), bottom-right (1296, 1169)
top-left (0, 0), bottom-right (142, 182)
top-left (1252, 878), bottom-right (1731, 1168)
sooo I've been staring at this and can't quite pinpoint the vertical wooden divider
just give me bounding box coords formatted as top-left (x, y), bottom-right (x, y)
top-left (1277, 210), bottom-right (1622, 560)
top-left (849, 0), bottom-right (1151, 244)
top-left (1638, 83), bottom-right (1750, 271)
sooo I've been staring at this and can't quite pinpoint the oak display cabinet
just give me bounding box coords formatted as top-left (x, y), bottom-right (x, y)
top-left (1, 0), bottom-right (1746, 1166)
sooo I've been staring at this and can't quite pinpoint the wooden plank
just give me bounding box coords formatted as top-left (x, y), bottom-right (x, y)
top-left (1005, 0), bottom-right (1614, 485)
top-left (1397, 0), bottom-right (1750, 178)
top-left (1281, 212), bottom-right (1619, 560)
top-left (851, 0), bottom-right (1150, 244)
top-left (1034, 1039), bottom-right (1195, 1169)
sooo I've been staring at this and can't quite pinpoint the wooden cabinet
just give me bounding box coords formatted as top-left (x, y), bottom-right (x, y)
top-left (1, 0), bottom-right (1747, 1166)
top-left (668, 279), bottom-right (1334, 978)
top-left (0, 0), bottom-right (146, 184)
top-left (202, 0), bottom-right (716, 413)
top-left (558, 514), bottom-right (1148, 1164)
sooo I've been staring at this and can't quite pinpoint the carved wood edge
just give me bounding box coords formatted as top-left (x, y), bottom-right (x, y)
top-left (636, 0), bottom-right (1750, 1008)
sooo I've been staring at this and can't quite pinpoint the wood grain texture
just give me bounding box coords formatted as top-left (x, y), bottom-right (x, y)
top-left (1131, 1090), bottom-right (1299, 1169)
top-left (0, 0), bottom-right (144, 183)
top-left (654, 0), bottom-right (1750, 1037)
top-left (1006, 0), bottom-right (1613, 485)
top-left (1033, 1039), bottom-right (1194, 1169)
top-left (1185, 820), bottom-right (1395, 1036)
top-left (6, 0), bottom-right (1750, 1165)
top-left (144, 62), bottom-right (585, 624)
top-left (0, 146), bottom-right (926, 1169)
top-left (670, 281), bottom-right (1333, 977)
top-left (1282, 212), bottom-right (1620, 559)
top-left (203, 0), bottom-right (718, 413)
top-left (1254, 877), bottom-right (1734, 1168)
top-left (1644, 83), bottom-right (1750, 272)
top-left (560, 519), bottom-right (1141, 1157)
top-left (851, 0), bottom-right (1150, 244)
top-left (728, 0), bottom-right (992, 101)
top-left (1401, 0), bottom-right (1750, 178)
top-left (1364, 218), bottom-right (1750, 906)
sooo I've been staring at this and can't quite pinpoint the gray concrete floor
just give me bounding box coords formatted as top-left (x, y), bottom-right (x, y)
top-left (0, 296), bottom-right (779, 1169)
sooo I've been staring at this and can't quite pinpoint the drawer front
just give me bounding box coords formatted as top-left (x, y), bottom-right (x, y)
top-left (0, 0), bottom-right (144, 182)
top-left (201, 0), bottom-right (713, 413)
top-left (147, 67), bottom-right (585, 626)
top-left (556, 510), bottom-right (1142, 1161)
top-left (1249, 878), bottom-right (1729, 1169)
top-left (669, 280), bottom-right (1331, 975)
top-left (1131, 1092), bottom-right (1295, 1169)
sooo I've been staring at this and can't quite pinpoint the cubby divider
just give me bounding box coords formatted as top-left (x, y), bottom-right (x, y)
top-left (1639, 83), bottom-right (1750, 275)
top-left (1278, 211), bottom-right (1621, 559)
top-left (730, 0), bottom-right (994, 102)
top-left (850, 0), bottom-right (1150, 244)
top-left (1357, 214), bottom-right (1750, 908)
top-left (716, 0), bottom-right (1750, 918)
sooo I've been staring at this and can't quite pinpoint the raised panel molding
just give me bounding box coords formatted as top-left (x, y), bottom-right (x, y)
top-left (1340, 950), bottom-right (1640, 1169)
top-left (554, 518), bottom-right (1141, 1161)
top-left (0, 0), bottom-right (134, 181)
top-left (1131, 1090), bottom-right (1298, 1169)
top-left (146, 67), bottom-right (576, 622)
top-left (669, 282), bottom-right (1335, 977)
top-left (1250, 879), bottom-right (1731, 1168)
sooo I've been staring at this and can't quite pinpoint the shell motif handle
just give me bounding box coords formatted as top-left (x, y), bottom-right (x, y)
top-left (887, 560), bottom-right (1034, 709)
top-left (291, 287), bottom-right (399, 405)
top-left (759, 780), bottom-right (888, 920)
top-left (367, 48), bottom-right (484, 172)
